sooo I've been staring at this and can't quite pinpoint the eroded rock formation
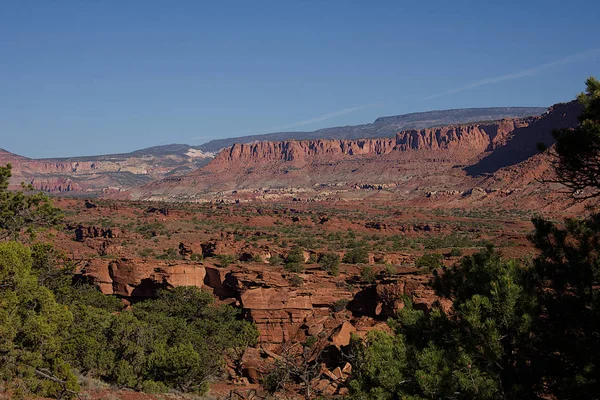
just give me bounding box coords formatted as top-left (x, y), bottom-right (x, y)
top-left (133, 101), bottom-right (581, 211)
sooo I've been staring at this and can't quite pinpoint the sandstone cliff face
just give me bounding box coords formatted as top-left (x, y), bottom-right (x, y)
top-left (395, 119), bottom-right (526, 152)
top-left (217, 139), bottom-right (397, 170)
top-left (81, 257), bottom-right (442, 344)
top-left (84, 258), bottom-right (207, 297)
top-left (213, 119), bottom-right (527, 168)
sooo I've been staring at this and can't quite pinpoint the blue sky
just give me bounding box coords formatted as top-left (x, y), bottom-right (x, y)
top-left (1, 0), bottom-right (599, 158)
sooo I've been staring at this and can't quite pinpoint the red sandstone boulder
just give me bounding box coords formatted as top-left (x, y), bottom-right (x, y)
top-left (330, 321), bottom-right (356, 348)
top-left (241, 287), bottom-right (313, 342)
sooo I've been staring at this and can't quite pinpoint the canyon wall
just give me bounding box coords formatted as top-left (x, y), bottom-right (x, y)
top-left (211, 118), bottom-right (529, 168)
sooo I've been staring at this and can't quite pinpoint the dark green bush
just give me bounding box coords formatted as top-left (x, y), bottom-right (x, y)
top-left (215, 254), bottom-right (235, 267)
top-left (320, 252), bottom-right (341, 276)
top-left (343, 247), bottom-right (369, 264)
top-left (449, 248), bottom-right (463, 257)
top-left (360, 266), bottom-right (376, 283)
top-left (332, 298), bottom-right (350, 312)
top-left (286, 247), bottom-right (305, 264)
top-left (269, 254), bottom-right (283, 266)
top-left (157, 247), bottom-right (179, 260)
top-left (284, 262), bottom-right (304, 273)
top-left (415, 252), bottom-right (444, 269)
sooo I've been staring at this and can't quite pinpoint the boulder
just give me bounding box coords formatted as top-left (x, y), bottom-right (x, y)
top-left (330, 321), bottom-right (356, 348)
top-left (307, 323), bottom-right (324, 336)
top-left (315, 379), bottom-right (337, 396)
top-left (241, 287), bottom-right (313, 343)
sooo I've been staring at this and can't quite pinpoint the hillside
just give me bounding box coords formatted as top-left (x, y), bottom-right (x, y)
top-left (1, 107), bottom-right (546, 196)
top-left (135, 102), bottom-right (580, 211)
top-left (1, 145), bottom-right (214, 195)
top-left (198, 107), bottom-right (547, 152)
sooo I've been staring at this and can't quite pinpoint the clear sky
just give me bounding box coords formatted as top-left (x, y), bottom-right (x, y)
top-left (1, 0), bottom-right (599, 158)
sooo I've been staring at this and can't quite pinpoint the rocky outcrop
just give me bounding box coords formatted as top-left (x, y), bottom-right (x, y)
top-left (222, 138), bottom-right (397, 165)
top-left (240, 287), bottom-right (314, 342)
top-left (82, 258), bottom-right (207, 297)
top-left (394, 119), bottom-right (525, 152)
top-left (3, 145), bottom-right (213, 194)
top-left (29, 177), bottom-right (82, 192)
top-left (349, 276), bottom-right (451, 318)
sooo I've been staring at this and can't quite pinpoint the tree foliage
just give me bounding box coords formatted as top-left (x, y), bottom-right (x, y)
top-left (414, 252), bottom-right (444, 270)
top-left (528, 215), bottom-right (600, 398)
top-left (343, 246), bottom-right (369, 264)
top-left (62, 285), bottom-right (259, 395)
top-left (0, 242), bottom-right (78, 399)
top-left (0, 241), bottom-right (258, 398)
top-left (351, 215), bottom-right (600, 399)
top-left (319, 252), bottom-right (341, 275)
top-left (551, 76), bottom-right (600, 199)
top-left (0, 164), bottom-right (63, 241)
top-left (350, 248), bottom-right (537, 399)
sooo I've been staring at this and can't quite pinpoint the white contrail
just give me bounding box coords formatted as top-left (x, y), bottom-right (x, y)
top-left (268, 102), bottom-right (382, 131)
top-left (193, 101), bottom-right (382, 140)
top-left (424, 48), bottom-right (600, 100)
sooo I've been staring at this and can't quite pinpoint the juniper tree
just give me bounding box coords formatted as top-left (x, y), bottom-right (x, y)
top-left (0, 164), bottom-right (63, 241)
top-left (551, 76), bottom-right (600, 199)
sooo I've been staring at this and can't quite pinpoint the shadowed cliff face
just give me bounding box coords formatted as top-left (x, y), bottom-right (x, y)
top-left (465, 101), bottom-right (582, 176)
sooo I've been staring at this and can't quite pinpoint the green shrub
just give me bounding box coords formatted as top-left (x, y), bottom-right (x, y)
top-left (157, 247), bottom-right (179, 260)
top-left (305, 335), bottom-right (318, 348)
top-left (135, 222), bottom-right (167, 239)
top-left (320, 253), bottom-right (341, 276)
top-left (216, 254), bottom-right (235, 267)
top-left (269, 254), bottom-right (283, 266)
top-left (286, 247), bottom-right (305, 264)
top-left (449, 248), bottom-right (463, 257)
top-left (385, 264), bottom-right (397, 276)
top-left (343, 247), bottom-right (369, 264)
top-left (288, 274), bottom-right (304, 287)
top-left (285, 262), bottom-right (304, 273)
top-left (141, 380), bottom-right (168, 394)
top-left (332, 298), bottom-right (350, 312)
top-left (415, 252), bottom-right (444, 270)
top-left (360, 266), bottom-right (376, 283)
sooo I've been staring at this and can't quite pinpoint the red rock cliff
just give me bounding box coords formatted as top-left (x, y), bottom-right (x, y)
top-left (209, 118), bottom-right (531, 168)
